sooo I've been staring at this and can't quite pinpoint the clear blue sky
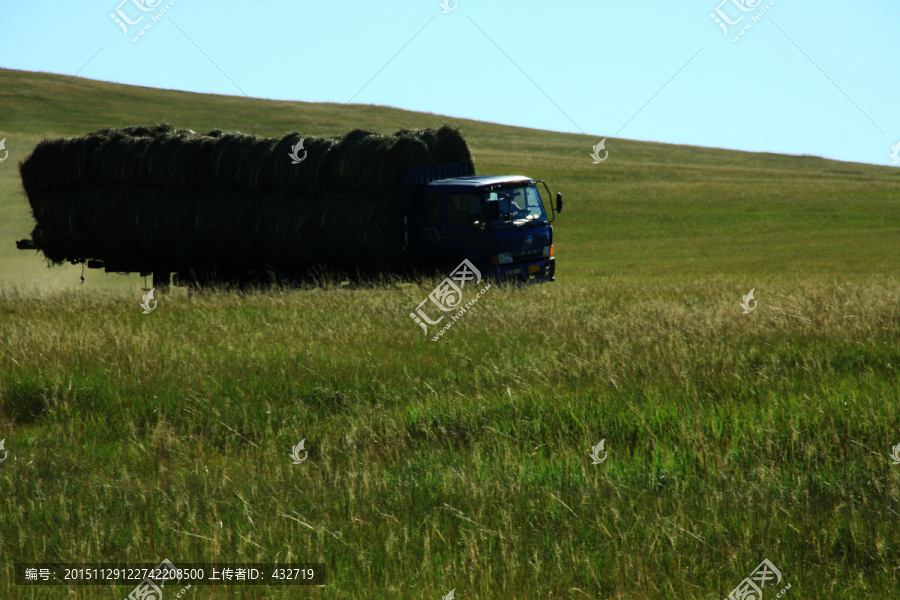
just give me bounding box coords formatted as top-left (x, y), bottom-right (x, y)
top-left (1, 0), bottom-right (897, 165)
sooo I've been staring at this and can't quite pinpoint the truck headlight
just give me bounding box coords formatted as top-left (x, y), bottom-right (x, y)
top-left (498, 253), bottom-right (513, 265)
top-left (542, 245), bottom-right (551, 258)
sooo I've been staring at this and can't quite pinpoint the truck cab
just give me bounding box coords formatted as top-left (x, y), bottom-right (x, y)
top-left (415, 175), bottom-right (558, 282)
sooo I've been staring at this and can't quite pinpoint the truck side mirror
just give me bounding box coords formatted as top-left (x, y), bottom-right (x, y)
top-left (556, 192), bottom-right (563, 214)
top-left (488, 200), bottom-right (500, 222)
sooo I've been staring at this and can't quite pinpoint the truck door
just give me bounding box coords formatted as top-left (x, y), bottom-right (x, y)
top-left (444, 193), bottom-right (489, 266)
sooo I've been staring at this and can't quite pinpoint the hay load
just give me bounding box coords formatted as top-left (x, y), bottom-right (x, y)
top-left (19, 123), bottom-right (474, 200)
top-left (17, 123), bottom-right (476, 275)
top-left (28, 184), bottom-right (403, 272)
top-left (395, 126), bottom-right (476, 177)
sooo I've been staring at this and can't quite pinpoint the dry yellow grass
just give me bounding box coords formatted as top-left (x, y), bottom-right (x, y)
top-left (1, 67), bottom-right (899, 599)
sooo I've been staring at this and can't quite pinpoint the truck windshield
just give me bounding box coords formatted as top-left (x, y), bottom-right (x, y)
top-left (486, 185), bottom-right (546, 228)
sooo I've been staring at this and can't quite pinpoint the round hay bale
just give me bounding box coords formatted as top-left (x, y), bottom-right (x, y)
top-left (165, 133), bottom-right (204, 190)
top-left (146, 134), bottom-right (188, 186)
top-left (74, 134), bottom-right (111, 188)
top-left (165, 136), bottom-right (199, 190)
top-left (357, 135), bottom-right (393, 192)
top-left (121, 125), bottom-right (154, 137)
top-left (123, 137), bottom-right (154, 183)
top-left (64, 191), bottom-right (92, 259)
top-left (40, 138), bottom-right (75, 194)
top-left (298, 136), bottom-right (337, 195)
top-left (84, 134), bottom-right (118, 183)
top-left (259, 132), bottom-right (299, 193)
top-left (163, 131), bottom-right (200, 187)
top-left (19, 139), bottom-right (57, 202)
top-left (182, 136), bottom-right (220, 190)
top-left (309, 137), bottom-right (338, 194)
top-left (269, 132), bottom-right (304, 192)
top-left (211, 133), bottom-right (247, 184)
top-left (395, 127), bottom-right (438, 155)
top-left (382, 135), bottom-right (434, 194)
top-left (327, 129), bottom-right (374, 189)
top-left (138, 134), bottom-right (167, 183)
top-left (214, 134), bottom-right (246, 189)
top-left (99, 135), bottom-right (136, 184)
top-left (234, 137), bottom-right (276, 192)
top-left (433, 125), bottom-right (475, 174)
top-left (149, 122), bottom-right (176, 138)
top-left (27, 193), bottom-right (50, 224)
top-left (51, 137), bottom-right (86, 191)
top-left (275, 133), bottom-right (337, 196)
top-left (202, 133), bottom-right (236, 183)
top-left (47, 138), bottom-right (76, 192)
top-left (32, 222), bottom-right (68, 265)
top-left (330, 133), bottom-right (393, 192)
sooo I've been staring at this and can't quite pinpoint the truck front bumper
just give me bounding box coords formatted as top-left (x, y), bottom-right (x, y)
top-left (490, 257), bottom-right (554, 283)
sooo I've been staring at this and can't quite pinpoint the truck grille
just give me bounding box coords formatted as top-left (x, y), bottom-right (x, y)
top-left (511, 246), bottom-right (545, 264)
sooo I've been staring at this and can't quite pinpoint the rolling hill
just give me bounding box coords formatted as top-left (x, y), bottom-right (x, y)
top-left (0, 68), bottom-right (898, 600)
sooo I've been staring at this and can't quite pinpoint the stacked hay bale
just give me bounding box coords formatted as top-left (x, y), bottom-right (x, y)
top-left (29, 185), bottom-right (401, 273)
top-left (18, 123), bottom-right (475, 274)
top-left (395, 126), bottom-right (476, 177)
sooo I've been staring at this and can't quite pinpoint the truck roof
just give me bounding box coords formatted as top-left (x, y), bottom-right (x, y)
top-left (427, 175), bottom-right (533, 189)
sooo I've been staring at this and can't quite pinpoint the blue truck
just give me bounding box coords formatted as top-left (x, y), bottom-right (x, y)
top-left (401, 161), bottom-right (563, 284)
top-left (16, 144), bottom-right (562, 288)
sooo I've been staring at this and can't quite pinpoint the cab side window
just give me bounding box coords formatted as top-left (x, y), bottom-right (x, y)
top-left (423, 194), bottom-right (442, 225)
top-left (448, 194), bottom-right (469, 224)
top-left (448, 194), bottom-right (485, 229)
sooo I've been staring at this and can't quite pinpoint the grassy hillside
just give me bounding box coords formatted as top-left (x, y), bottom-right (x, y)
top-left (2, 67), bottom-right (899, 287)
top-left (0, 68), bottom-right (898, 599)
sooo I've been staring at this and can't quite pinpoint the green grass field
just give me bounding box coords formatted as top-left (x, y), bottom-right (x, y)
top-left (1, 67), bottom-right (899, 599)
